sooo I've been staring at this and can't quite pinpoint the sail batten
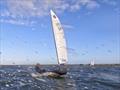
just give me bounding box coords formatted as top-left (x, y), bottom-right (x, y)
top-left (50, 10), bottom-right (68, 64)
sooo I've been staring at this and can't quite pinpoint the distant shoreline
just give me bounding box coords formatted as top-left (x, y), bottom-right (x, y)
top-left (0, 64), bottom-right (120, 66)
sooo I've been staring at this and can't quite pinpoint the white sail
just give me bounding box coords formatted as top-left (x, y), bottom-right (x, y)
top-left (90, 60), bottom-right (95, 66)
top-left (50, 10), bottom-right (68, 64)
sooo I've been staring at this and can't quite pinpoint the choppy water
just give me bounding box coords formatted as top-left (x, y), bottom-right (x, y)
top-left (0, 65), bottom-right (120, 90)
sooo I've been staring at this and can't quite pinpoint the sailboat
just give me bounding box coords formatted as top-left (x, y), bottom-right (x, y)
top-left (90, 60), bottom-right (95, 66)
top-left (32, 10), bottom-right (68, 77)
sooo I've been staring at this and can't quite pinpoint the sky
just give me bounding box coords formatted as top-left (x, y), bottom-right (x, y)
top-left (0, 0), bottom-right (120, 65)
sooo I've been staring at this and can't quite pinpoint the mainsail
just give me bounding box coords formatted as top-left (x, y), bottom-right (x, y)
top-left (50, 10), bottom-right (68, 64)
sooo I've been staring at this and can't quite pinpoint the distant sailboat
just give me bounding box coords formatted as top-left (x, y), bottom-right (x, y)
top-left (50, 10), bottom-right (68, 65)
top-left (90, 60), bottom-right (95, 66)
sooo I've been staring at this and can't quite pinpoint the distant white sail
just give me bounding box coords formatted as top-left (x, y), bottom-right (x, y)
top-left (90, 60), bottom-right (95, 66)
top-left (50, 10), bottom-right (68, 64)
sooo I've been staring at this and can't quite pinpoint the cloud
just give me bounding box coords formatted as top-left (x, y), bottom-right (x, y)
top-left (0, 0), bottom-right (101, 18)
top-left (0, 0), bottom-right (70, 25)
top-left (70, 0), bottom-right (100, 11)
top-left (0, 0), bottom-right (69, 18)
top-left (63, 24), bottom-right (74, 29)
top-left (0, 18), bottom-right (36, 26)
top-left (0, 0), bottom-right (119, 25)
top-left (7, 0), bottom-right (46, 17)
top-left (86, 0), bottom-right (100, 10)
top-left (100, 0), bottom-right (117, 6)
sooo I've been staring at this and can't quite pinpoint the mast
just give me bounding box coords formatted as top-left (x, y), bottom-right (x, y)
top-left (50, 10), bottom-right (68, 65)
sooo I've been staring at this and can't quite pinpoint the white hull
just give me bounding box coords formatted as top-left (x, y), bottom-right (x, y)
top-left (31, 72), bottom-right (62, 78)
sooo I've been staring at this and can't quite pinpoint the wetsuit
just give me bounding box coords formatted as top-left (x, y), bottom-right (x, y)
top-left (35, 66), bottom-right (46, 73)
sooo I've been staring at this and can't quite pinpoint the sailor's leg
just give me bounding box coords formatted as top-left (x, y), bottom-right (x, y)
top-left (35, 65), bottom-right (46, 73)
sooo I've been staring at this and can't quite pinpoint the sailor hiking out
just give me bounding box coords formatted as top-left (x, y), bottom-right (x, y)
top-left (35, 10), bottom-right (68, 76)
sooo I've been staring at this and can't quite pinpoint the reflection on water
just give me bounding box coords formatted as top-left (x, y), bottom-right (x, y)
top-left (0, 65), bottom-right (120, 90)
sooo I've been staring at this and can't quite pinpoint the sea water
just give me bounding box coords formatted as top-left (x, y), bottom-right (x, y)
top-left (0, 65), bottom-right (120, 90)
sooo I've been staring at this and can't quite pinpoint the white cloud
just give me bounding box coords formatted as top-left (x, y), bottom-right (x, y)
top-left (86, 0), bottom-right (100, 10)
top-left (70, 0), bottom-right (100, 11)
top-left (1, 0), bottom-right (101, 18)
top-left (100, 0), bottom-right (117, 6)
top-left (7, 0), bottom-right (36, 17)
top-left (0, 0), bottom-right (119, 25)
top-left (0, 0), bottom-right (70, 25)
top-left (63, 24), bottom-right (74, 29)
top-left (0, 10), bottom-right (10, 17)
top-left (1, 0), bottom-right (69, 18)
top-left (0, 18), bottom-right (36, 26)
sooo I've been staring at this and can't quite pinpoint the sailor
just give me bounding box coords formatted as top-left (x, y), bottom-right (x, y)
top-left (35, 63), bottom-right (46, 73)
